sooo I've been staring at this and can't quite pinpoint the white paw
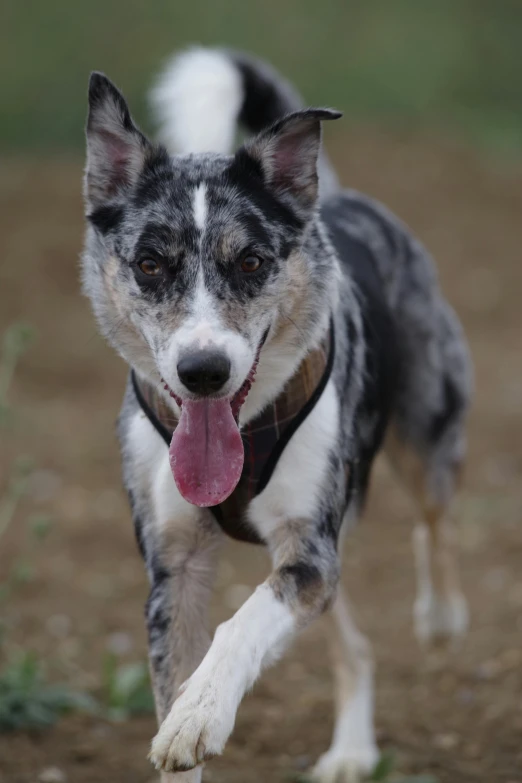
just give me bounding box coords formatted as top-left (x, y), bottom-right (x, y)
top-left (149, 673), bottom-right (235, 773)
top-left (310, 744), bottom-right (379, 783)
top-left (414, 591), bottom-right (469, 644)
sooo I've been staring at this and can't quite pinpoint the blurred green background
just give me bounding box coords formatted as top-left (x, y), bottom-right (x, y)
top-left (2, 0), bottom-right (522, 153)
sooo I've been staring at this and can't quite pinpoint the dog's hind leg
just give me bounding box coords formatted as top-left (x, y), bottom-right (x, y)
top-left (412, 502), bottom-right (468, 645)
top-left (385, 421), bottom-right (468, 645)
top-left (311, 588), bottom-right (378, 783)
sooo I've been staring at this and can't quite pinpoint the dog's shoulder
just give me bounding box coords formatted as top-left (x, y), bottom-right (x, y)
top-left (322, 194), bottom-right (402, 498)
top-left (323, 194), bottom-right (401, 405)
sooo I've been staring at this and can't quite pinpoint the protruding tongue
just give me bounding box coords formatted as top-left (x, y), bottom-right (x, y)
top-left (169, 399), bottom-right (244, 506)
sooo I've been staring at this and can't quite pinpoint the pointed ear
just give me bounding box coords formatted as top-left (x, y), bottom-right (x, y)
top-left (239, 108), bottom-right (341, 214)
top-left (85, 72), bottom-right (151, 208)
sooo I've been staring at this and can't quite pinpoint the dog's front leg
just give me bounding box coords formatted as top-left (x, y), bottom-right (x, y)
top-left (145, 517), bottom-right (221, 783)
top-left (149, 517), bottom-right (340, 774)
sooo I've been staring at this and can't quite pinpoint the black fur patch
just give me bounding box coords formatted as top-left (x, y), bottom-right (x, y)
top-left (280, 561), bottom-right (322, 593)
top-left (88, 204), bottom-right (124, 234)
top-left (126, 487), bottom-right (147, 561)
top-left (318, 509), bottom-right (336, 539)
top-left (340, 196), bottom-right (401, 261)
top-left (133, 147), bottom-right (173, 205)
top-left (227, 153), bottom-right (304, 233)
top-left (145, 582), bottom-right (171, 641)
top-left (429, 374), bottom-right (464, 442)
top-left (325, 206), bottom-right (400, 499)
top-left (235, 57), bottom-right (293, 133)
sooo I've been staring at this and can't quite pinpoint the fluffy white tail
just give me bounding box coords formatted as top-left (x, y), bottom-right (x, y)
top-left (150, 46), bottom-right (340, 199)
top-left (150, 48), bottom-right (244, 155)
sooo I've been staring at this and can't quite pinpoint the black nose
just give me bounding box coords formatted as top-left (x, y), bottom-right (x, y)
top-left (177, 350), bottom-right (231, 395)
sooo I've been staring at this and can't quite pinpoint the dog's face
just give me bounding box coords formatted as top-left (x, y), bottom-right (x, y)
top-left (82, 73), bottom-right (339, 504)
top-left (83, 73), bottom-right (339, 397)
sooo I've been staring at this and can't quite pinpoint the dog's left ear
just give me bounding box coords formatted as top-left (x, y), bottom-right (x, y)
top-left (239, 108), bottom-right (341, 215)
top-left (85, 72), bottom-right (151, 208)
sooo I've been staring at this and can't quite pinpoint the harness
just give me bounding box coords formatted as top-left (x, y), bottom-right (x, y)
top-left (131, 322), bottom-right (335, 544)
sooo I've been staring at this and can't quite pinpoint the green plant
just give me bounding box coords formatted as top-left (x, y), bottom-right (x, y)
top-left (0, 323), bottom-right (35, 543)
top-left (371, 752), bottom-right (396, 780)
top-left (102, 654), bottom-right (155, 721)
top-left (0, 652), bottom-right (95, 732)
top-left (0, 323), bottom-right (95, 733)
top-left (0, 325), bottom-right (39, 635)
top-left (0, 323), bottom-right (34, 426)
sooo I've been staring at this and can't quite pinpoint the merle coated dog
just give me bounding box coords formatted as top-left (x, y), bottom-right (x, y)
top-left (81, 47), bottom-right (472, 782)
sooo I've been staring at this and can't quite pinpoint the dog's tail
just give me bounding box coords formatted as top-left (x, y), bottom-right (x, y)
top-left (150, 47), bottom-right (339, 200)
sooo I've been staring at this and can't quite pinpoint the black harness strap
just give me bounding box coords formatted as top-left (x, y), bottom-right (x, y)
top-left (131, 371), bottom-right (171, 447)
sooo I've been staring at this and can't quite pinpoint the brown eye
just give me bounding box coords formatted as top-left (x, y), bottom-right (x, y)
top-left (240, 255), bottom-right (263, 273)
top-left (138, 258), bottom-right (162, 277)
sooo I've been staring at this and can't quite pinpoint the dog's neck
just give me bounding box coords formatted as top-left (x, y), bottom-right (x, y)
top-left (133, 319), bottom-right (334, 443)
top-left (239, 308), bottom-right (332, 425)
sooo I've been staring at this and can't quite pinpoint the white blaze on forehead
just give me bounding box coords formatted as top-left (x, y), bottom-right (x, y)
top-left (190, 268), bottom-right (217, 347)
top-left (160, 262), bottom-right (254, 398)
top-left (193, 183), bottom-right (207, 232)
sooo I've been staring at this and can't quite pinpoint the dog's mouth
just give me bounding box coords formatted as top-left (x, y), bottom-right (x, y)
top-left (162, 350), bottom-right (260, 424)
top-left (161, 338), bottom-right (264, 508)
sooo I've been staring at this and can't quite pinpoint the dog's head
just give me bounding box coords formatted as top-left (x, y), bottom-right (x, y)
top-left (82, 72), bottom-right (339, 505)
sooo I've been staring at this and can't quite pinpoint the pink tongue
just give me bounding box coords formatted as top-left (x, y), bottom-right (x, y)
top-left (169, 399), bottom-right (244, 506)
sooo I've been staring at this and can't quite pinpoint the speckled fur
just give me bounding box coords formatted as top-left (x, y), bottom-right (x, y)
top-left (82, 49), bottom-right (472, 780)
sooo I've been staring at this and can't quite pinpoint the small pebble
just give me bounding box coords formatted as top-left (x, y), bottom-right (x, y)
top-left (475, 659), bottom-right (501, 680)
top-left (38, 767), bottom-right (67, 783)
top-left (433, 732), bottom-right (459, 750)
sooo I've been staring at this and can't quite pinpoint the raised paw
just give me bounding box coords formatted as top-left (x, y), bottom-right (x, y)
top-left (310, 744), bottom-right (379, 783)
top-left (149, 676), bottom-right (234, 773)
top-left (414, 591), bottom-right (469, 645)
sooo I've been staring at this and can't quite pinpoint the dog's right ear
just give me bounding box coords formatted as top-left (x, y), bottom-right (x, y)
top-left (85, 72), bottom-right (151, 208)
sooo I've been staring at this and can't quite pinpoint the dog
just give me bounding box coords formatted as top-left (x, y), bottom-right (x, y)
top-left (81, 47), bottom-right (472, 782)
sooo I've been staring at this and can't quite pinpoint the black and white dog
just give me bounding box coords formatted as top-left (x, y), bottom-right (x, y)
top-left (82, 47), bottom-right (472, 782)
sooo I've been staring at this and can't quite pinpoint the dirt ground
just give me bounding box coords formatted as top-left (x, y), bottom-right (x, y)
top-left (1, 129), bottom-right (521, 783)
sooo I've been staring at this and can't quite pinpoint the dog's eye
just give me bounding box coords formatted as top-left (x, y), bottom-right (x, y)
top-left (138, 258), bottom-right (162, 277)
top-left (240, 255), bottom-right (263, 273)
